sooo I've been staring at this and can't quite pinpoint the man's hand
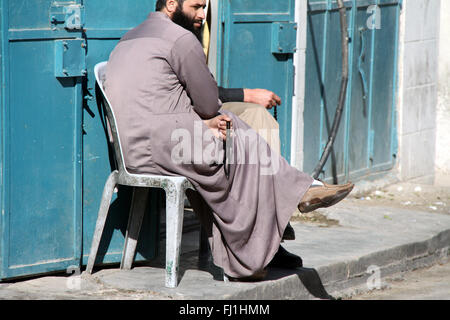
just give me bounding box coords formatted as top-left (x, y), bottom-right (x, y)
top-left (243, 88), bottom-right (282, 109)
top-left (203, 114), bottom-right (233, 141)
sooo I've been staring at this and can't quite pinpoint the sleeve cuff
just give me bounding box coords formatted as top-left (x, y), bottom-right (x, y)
top-left (218, 87), bottom-right (244, 103)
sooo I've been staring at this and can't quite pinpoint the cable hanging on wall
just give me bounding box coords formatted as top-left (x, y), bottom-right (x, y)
top-left (312, 0), bottom-right (349, 181)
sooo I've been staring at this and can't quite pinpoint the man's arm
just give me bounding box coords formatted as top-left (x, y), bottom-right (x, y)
top-left (169, 32), bottom-right (221, 119)
top-left (218, 87), bottom-right (244, 103)
top-left (169, 32), bottom-right (232, 139)
top-left (219, 87), bottom-right (281, 109)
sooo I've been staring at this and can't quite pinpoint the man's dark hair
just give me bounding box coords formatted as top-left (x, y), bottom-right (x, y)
top-left (156, 0), bottom-right (185, 11)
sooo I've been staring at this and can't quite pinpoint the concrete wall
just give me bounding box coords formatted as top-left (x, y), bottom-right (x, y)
top-left (206, 0), bottom-right (218, 78)
top-left (397, 0), bottom-right (441, 183)
top-left (436, 0), bottom-right (450, 180)
top-left (291, 0), bottom-right (308, 170)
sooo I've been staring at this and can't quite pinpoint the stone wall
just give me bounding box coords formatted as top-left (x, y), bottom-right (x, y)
top-left (397, 0), bottom-right (441, 183)
top-left (436, 0), bottom-right (450, 182)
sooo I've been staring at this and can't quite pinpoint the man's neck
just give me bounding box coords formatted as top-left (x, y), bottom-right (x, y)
top-left (160, 8), bottom-right (173, 20)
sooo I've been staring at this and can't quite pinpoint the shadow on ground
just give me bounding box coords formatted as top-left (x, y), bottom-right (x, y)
top-left (265, 267), bottom-right (335, 300)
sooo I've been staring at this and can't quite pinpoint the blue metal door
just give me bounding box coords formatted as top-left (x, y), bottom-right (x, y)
top-left (1, 0), bottom-right (84, 279)
top-left (1, 0), bottom-right (159, 280)
top-left (81, 0), bottom-right (159, 266)
top-left (217, 0), bottom-right (297, 162)
top-left (303, 0), bottom-right (401, 182)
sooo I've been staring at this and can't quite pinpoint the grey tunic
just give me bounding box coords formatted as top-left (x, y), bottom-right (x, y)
top-left (105, 12), bottom-right (313, 278)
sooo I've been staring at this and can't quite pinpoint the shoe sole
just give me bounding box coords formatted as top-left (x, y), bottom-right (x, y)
top-left (299, 185), bottom-right (354, 214)
top-left (225, 269), bottom-right (268, 282)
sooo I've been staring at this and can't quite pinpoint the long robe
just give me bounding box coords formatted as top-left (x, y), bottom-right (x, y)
top-left (104, 12), bottom-right (313, 278)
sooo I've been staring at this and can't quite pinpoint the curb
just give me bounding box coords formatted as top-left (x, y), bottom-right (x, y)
top-left (219, 229), bottom-right (450, 300)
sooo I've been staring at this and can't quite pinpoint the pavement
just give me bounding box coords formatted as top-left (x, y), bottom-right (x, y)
top-left (0, 178), bottom-right (449, 300)
top-left (349, 260), bottom-right (450, 300)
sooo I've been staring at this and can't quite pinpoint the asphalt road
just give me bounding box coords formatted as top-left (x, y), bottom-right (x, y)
top-left (348, 260), bottom-right (450, 300)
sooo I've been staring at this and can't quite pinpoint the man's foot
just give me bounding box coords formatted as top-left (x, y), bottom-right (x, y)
top-left (225, 269), bottom-right (268, 282)
top-left (298, 181), bottom-right (354, 214)
top-left (282, 222), bottom-right (295, 240)
top-left (268, 245), bottom-right (303, 269)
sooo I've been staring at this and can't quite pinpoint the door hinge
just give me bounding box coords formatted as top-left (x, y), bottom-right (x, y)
top-left (271, 22), bottom-right (298, 54)
top-left (55, 39), bottom-right (87, 78)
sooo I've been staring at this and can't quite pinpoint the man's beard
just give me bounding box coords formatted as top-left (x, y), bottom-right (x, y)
top-left (171, 5), bottom-right (203, 42)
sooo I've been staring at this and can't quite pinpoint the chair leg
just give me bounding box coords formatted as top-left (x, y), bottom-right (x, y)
top-left (121, 187), bottom-right (149, 270)
top-left (86, 171), bottom-right (119, 274)
top-left (164, 182), bottom-right (185, 288)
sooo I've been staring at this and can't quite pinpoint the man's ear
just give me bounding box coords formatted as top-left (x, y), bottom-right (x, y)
top-left (165, 0), bottom-right (179, 14)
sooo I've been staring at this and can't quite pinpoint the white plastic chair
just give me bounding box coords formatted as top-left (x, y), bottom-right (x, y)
top-left (86, 61), bottom-right (195, 288)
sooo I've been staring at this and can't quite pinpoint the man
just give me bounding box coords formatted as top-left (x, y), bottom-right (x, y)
top-left (104, 0), bottom-right (354, 281)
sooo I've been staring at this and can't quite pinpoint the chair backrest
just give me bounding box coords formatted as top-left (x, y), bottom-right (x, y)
top-left (94, 61), bottom-right (128, 174)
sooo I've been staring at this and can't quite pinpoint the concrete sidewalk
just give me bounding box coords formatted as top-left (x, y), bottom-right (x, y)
top-left (1, 182), bottom-right (449, 300)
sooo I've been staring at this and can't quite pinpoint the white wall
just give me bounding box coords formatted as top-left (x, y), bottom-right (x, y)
top-left (206, 0), bottom-right (219, 78)
top-left (436, 0), bottom-right (450, 179)
top-left (397, 0), bottom-right (441, 183)
top-left (291, 0), bottom-right (308, 170)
